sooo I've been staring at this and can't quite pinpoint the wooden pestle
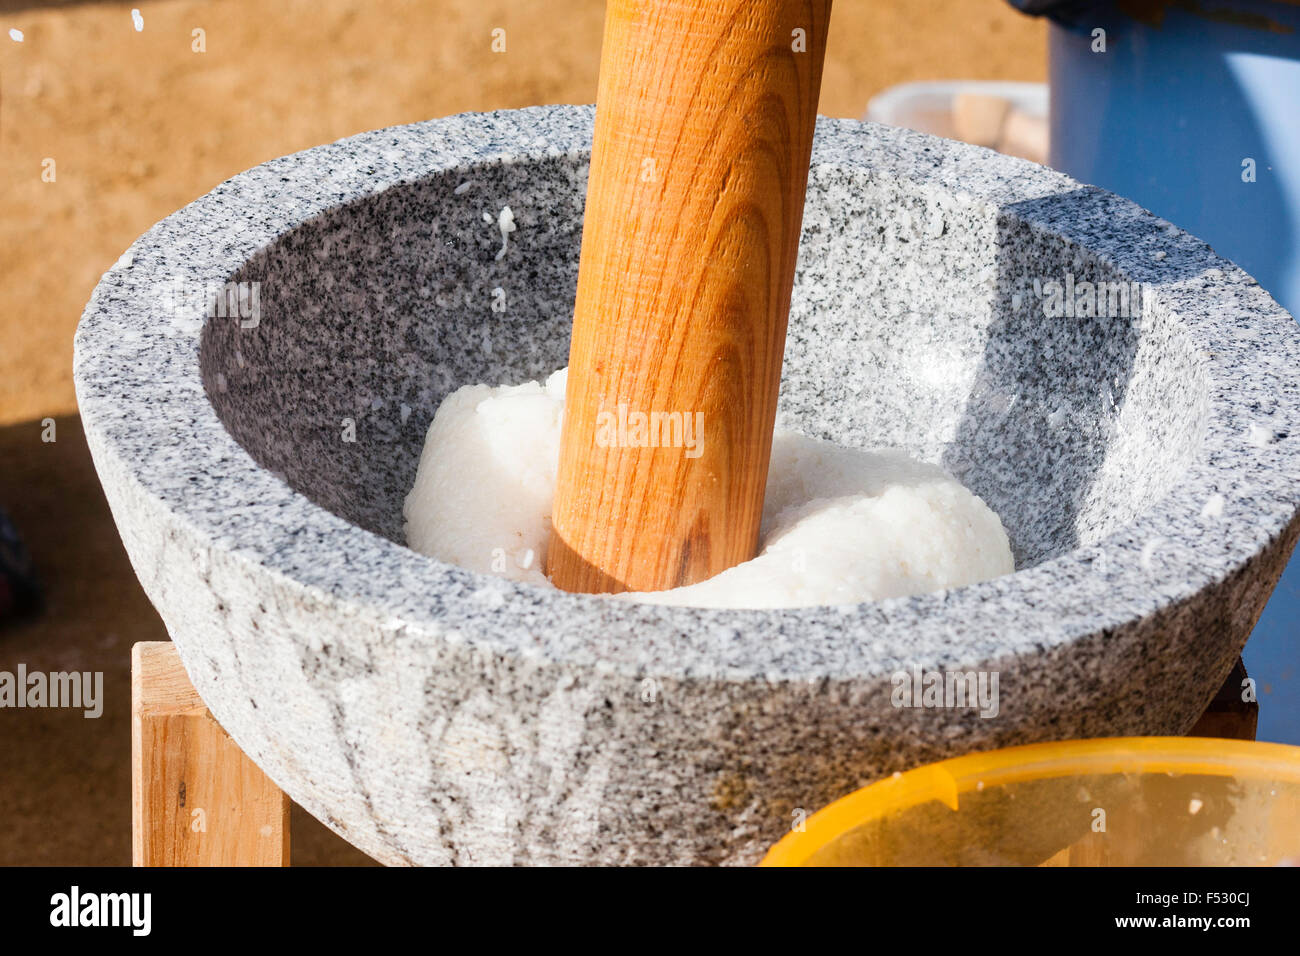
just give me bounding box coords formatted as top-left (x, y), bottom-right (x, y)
top-left (548, 0), bottom-right (832, 594)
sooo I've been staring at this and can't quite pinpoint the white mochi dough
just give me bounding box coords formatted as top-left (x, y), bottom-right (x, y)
top-left (404, 368), bottom-right (1014, 608)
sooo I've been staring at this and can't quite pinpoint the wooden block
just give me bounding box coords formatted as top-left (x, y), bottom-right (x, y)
top-left (1038, 834), bottom-right (1108, 867)
top-left (1188, 658), bottom-right (1258, 742)
top-left (132, 642), bottom-right (289, 866)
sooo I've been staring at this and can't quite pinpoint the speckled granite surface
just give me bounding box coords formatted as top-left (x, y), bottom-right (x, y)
top-left (74, 106), bottom-right (1300, 865)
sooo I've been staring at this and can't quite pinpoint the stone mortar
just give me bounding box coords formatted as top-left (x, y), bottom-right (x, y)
top-left (75, 106), bottom-right (1300, 865)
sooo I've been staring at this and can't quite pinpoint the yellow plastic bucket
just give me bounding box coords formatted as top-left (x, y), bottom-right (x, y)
top-left (761, 737), bottom-right (1300, 866)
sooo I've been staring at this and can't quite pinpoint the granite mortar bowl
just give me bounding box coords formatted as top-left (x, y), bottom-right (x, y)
top-left (74, 106), bottom-right (1300, 865)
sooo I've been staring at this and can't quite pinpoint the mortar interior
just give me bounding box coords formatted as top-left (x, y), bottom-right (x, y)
top-left (198, 152), bottom-right (1209, 579)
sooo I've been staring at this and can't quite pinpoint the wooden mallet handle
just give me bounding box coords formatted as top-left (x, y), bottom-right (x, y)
top-left (548, 0), bottom-right (832, 593)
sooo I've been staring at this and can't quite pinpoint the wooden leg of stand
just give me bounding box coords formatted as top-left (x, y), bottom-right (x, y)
top-left (131, 642), bottom-right (289, 866)
top-left (1187, 659), bottom-right (1259, 742)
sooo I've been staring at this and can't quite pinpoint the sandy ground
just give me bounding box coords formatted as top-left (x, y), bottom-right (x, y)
top-left (0, 0), bottom-right (1043, 865)
top-left (0, 416), bottom-right (378, 864)
top-left (0, 0), bottom-right (1044, 425)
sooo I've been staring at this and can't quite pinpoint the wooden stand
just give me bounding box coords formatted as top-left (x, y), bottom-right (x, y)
top-left (131, 642), bottom-right (289, 866)
top-left (131, 640), bottom-right (1256, 867)
top-left (1186, 658), bottom-right (1258, 742)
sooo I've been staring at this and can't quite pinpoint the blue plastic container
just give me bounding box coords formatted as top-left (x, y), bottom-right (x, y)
top-left (1049, 2), bottom-right (1300, 742)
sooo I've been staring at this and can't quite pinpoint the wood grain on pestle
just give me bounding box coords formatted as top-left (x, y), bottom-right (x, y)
top-left (549, 0), bottom-right (832, 594)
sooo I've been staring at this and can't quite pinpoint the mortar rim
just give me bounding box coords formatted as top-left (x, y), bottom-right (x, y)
top-left (73, 104), bottom-right (1300, 683)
